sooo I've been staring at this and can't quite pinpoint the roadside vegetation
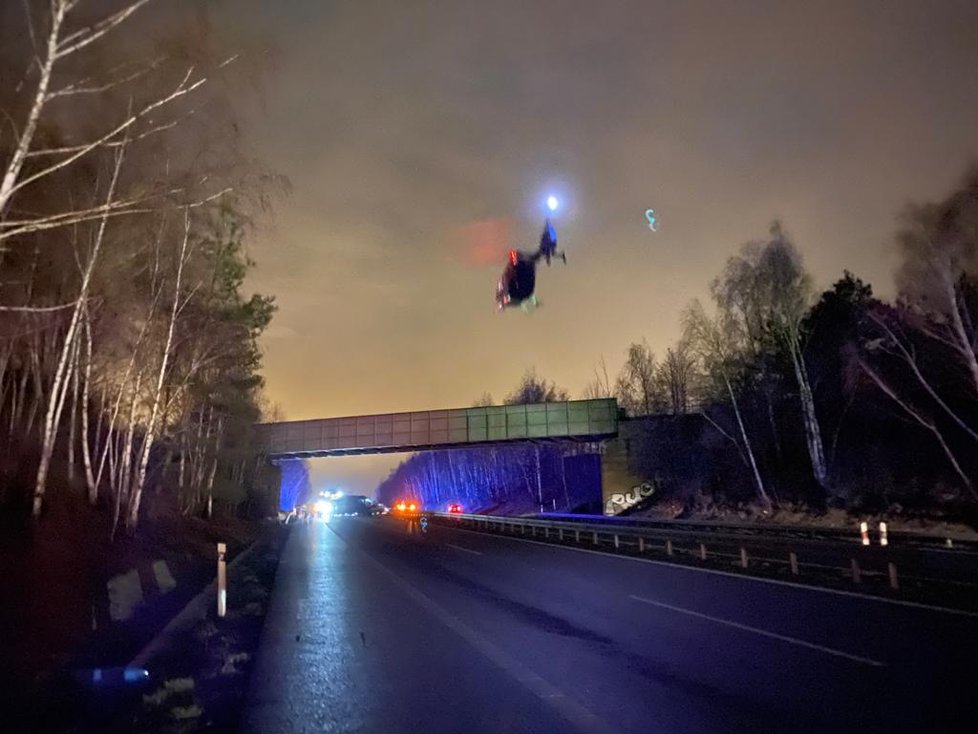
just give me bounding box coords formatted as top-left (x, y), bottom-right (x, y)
top-left (0, 0), bottom-right (281, 533)
top-left (595, 168), bottom-right (978, 522)
top-left (0, 0), bottom-right (282, 701)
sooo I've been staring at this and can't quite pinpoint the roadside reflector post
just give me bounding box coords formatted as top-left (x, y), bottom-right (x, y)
top-left (946, 538), bottom-right (953, 548)
top-left (879, 522), bottom-right (889, 546)
top-left (217, 542), bottom-right (227, 619)
top-left (666, 540), bottom-right (673, 556)
top-left (614, 534), bottom-right (620, 550)
top-left (638, 537), bottom-right (645, 553)
top-left (740, 547), bottom-right (748, 569)
top-left (699, 543), bottom-right (707, 561)
top-left (850, 558), bottom-right (861, 584)
top-left (789, 552), bottom-right (799, 575)
top-left (860, 521), bottom-right (870, 546)
top-left (888, 562), bottom-right (899, 590)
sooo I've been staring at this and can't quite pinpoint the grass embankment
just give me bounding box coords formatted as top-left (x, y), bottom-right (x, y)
top-left (124, 525), bottom-right (287, 733)
top-left (0, 491), bottom-right (267, 728)
top-left (629, 498), bottom-right (978, 539)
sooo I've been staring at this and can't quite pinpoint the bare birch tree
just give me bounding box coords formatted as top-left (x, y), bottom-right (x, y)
top-left (712, 223), bottom-right (830, 492)
top-left (582, 356), bottom-right (613, 400)
top-left (657, 342), bottom-right (696, 414)
top-left (615, 340), bottom-right (664, 416)
top-left (683, 300), bottom-right (769, 505)
top-left (894, 167), bottom-right (978, 398)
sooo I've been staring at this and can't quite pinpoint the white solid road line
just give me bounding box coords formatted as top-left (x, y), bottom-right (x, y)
top-left (446, 542), bottom-right (483, 556)
top-left (442, 524), bottom-right (978, 619)
top-left (629, 594), bottom-right (885, 667)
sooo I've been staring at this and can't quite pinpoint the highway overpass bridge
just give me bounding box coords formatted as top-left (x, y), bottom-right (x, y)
top-left (257, 398), bottom-right (619, 459)
top-left (257, 398), bottom-right (650, 515)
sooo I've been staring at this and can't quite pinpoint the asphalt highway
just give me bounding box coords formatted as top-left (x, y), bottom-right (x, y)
top-left (241, 518), bottom-right (977, 733)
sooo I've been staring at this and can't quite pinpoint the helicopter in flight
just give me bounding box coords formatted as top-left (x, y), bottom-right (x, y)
top-left (495, 217), bottom-right (566, 312)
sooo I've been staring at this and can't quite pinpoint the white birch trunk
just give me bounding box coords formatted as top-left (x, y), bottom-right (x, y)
top-left (791, 341), bottom-right (829, 490)
top-left (33, 142), bottom-right (125, 518)
top-left (0, 2), bottom-right (65, 216)
top-left (67, 340), bottom-right (80, 483)
top-left (111, 371), bottom-right (141, 539)
top-left (945, 276), bottom-right (978, 395)
top-left (127, 215), bottom-right (191, 531)
top-left (80, 309), bottom-right (97, 502)
top-left (724, 373), bottom-right (769, 505)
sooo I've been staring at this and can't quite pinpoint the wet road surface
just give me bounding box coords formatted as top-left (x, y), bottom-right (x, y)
top-left (241, 518), bottom-right (977, 733)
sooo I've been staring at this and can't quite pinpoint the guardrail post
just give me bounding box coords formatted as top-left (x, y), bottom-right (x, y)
top-left (699, 543), bottom-right (707, 561)
top-left (850, 558), bottom-right (861, 583)
top-left (217, 542), bottom-right (227, 619)
top-left (575, 529), bottom-right (580, 543)
top-left (740, 547), bottom-right (748, 569)
top-left (638, 537), bottom-right (645, 553)
top-left (558, 528), bottom-right (563, 541)
top-left (946, 538), bottom-right (954, 548)
top-left (544, 527), bottom-right (549, 539)
top-left (532, 525), bottom-right (536, 537)
top-left (614, 534), bottom-right (620, 550)
top-left (592, 531), bottom-right (599, 545)
top-left (521, 524), bottom-right (525, 535)
top-left (879, 522), bottom-right (888, 547)
top-left (860, 521), bottom-right (870, 546)
top-left (789, 552), bottom-right (798, 575)
top-left (888, 562), bottom-right (899, 590)
top-left (666, 540), bottom-right (673, 556)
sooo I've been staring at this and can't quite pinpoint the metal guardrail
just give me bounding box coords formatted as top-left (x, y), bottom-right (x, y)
top-left (425, 512), bottom-right (978, 606)
top-left (522, 512), bottom-right (978, 551)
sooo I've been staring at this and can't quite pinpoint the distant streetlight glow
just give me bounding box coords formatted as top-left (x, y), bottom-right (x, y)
top-left (546, 195), bottom-right (559, 212)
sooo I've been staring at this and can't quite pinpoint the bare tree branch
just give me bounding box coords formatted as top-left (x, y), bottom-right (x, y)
top-left (55, 0), bottom-right (152, 59)
top-left (9, 70), bottom-right (206, 199)
top-left (858, 357), bottom-right (975, 496)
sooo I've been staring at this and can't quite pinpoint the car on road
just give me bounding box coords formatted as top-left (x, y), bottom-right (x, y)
top-left (448, 503), bottom-right (463, 514)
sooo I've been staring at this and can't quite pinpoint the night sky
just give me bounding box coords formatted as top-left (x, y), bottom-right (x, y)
top-left (220, 1), bottom-right (978, 494)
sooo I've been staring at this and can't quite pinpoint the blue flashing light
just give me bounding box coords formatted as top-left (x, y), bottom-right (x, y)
top-left (546, 195), bottom-right (559, 212)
